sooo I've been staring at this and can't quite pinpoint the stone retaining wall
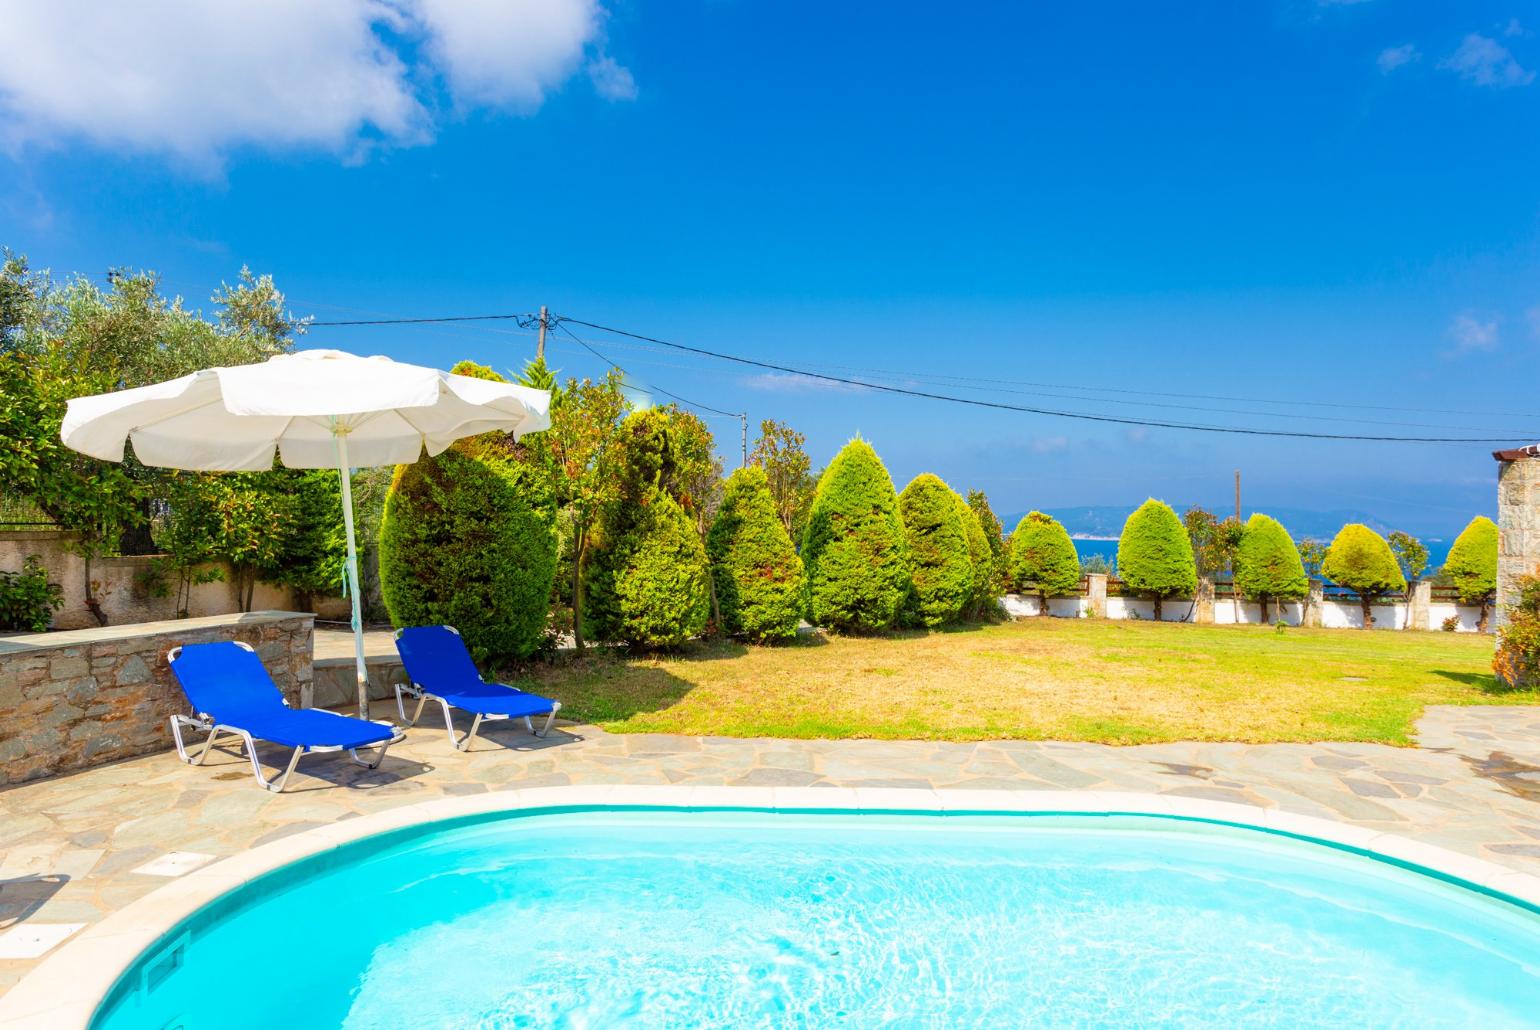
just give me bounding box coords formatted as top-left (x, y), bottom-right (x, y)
top-left (0, 611), bottom-right (313, 786)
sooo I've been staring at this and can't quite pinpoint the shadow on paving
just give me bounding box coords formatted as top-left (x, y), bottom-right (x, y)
top-left (0, 875), bottom-right (67, 930)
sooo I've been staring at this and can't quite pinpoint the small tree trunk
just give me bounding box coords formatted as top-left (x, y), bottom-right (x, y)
top-left (708, 572), bottom-right (723, 636)
top-left (83, 553), bottom-right (107, 626)
top-left (1360, 595), bottom-right (1373, 630)
top-left (1259, 596), bottom-right (1270, 625)
top-left (1153, 595), bottom-right (1163, 621)
top-left (572, 531), bottom-right (587, 652)
top-left (1479, 598), bottom-right (1491, 633)
top-left (1038, 589), bottom-right (1050, 617)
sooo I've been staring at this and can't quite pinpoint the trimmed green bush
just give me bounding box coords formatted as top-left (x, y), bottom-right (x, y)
top-left (585, 490), bottom-right (712, 647)
top-left (1321, 524), bottom-right (1405, 629)
top-left (801, 439), bottom-right (910, 632)
top-left (1233, 513), bottom-right (1309, 624)
top-left (1117, 499), bottom-right (1197, 620)
top-left (378, 436), bottom-right (557, 662)
top-left (1445, 515), bottom-right (1498, 629)
top-left (708, 466), bottom-right (805, 642)
top-left (953, 491), bottom-right (995, 617)
top-left (897, 474), bottom-right (973, 627)
top-left (0, 555), bottom-right (63, 632)
top-left (1007, 511), bottom-right (1080, 615)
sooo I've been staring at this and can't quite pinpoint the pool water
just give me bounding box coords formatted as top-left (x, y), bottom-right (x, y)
top-left (95, 810), bottom-right (1540, 1028)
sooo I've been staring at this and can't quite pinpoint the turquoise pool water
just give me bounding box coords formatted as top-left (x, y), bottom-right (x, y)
top-left (94, 810), bottom-right (1540, 1028)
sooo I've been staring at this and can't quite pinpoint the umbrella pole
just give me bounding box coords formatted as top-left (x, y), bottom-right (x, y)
top-left (334, 431), bottom-right (370, 721)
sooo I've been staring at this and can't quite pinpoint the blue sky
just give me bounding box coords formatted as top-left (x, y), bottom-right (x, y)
top-left (3, 1), bottom-right (1538, 536)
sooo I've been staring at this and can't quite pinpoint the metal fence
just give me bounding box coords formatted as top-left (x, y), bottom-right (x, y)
top-left (0, 495), bottom-right (60, 531)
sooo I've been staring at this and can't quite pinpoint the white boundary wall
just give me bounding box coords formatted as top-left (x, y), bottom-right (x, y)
top-left (999, 594), bottom-right (1487, 631)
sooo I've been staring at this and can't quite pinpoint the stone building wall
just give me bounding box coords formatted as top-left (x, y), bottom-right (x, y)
top-left (0, 611), bottom-right (313, 786)
top-left (1495, 449), bottom-right (1540, 631)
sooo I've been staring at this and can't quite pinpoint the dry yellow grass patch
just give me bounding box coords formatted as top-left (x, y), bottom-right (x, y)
top-left (507, 618), bottom-right (1534, 745)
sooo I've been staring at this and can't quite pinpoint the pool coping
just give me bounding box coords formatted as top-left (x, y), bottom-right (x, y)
top-left (5, 784), bottom-right (1540, 1028)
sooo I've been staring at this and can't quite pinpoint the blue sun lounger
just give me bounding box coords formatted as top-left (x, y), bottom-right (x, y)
top-left (393, 625), bottom-right (562, 750)
top-left (168, 641), bottom-right (401, 792)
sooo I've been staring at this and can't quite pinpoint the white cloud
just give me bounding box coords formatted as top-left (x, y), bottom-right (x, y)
top-left (414, 0), bottom-right (600, 109)
top-left (587, 55), bottom-right (638, 102)
top-left (1439, 33), bottom-right (1535, 88)
top-left (1376, 44), bottom-right (1420, 73)
top-left (742, 372), bottom-right (868, 393)
top-left (1447, 311), bottom-right (1500, 355)
top-left (0, 0), bottom-right (628, 169)
top-left (1030, 435), bottom-right (1069, 454)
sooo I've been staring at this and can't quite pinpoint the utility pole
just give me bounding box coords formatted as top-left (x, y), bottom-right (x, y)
top-left (1234, 469), bottom-right (1241, 522)
top-left (535, 305), bottom-right (548, 363)
top-left (740, 413), bottom-right (748, 468)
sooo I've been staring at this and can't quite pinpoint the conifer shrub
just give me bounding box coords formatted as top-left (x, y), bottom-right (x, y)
top-left (1445, 515), bottom-right (1499, 630)
top-left (584, 490), bottom-right (712, 647)
top-left (896, 474), bottom-right (973, 627)
top-left (966, 489), bottom-right (1009, 593)
top-left (378, 435), bottom-right (557, 662)
top-left (708, 466), bottom-right (805, 642)
top-left (801, 439), bottom-right (910, 632)
top-left (1007, 511), bottom-right (1080, 616)
top-left (1321, 523), bottom-right (1405, 629)
top-left (953, 491), bottom-right (995, 617)
top-left (1117, 499), bottom-right (1197, 620)
top-left (1233, 513), bottom-right (1309, 624)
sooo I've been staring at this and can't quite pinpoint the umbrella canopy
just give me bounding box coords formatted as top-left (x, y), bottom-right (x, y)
top-left (62, 348), bottom-right (550, 470)
top-left (62, 349), bottom-right (551, 719)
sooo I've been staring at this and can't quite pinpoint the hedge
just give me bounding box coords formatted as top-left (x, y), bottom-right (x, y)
top-left (1117, 499), bottom-right (1197, 619)
top-left (708, 466), bottom-right (805, 642)
top-left (953, 491), bottom-right (995, 617)
top-left (378, 436), bottom-right (557, 663)
top-left (1008, 511), bottom-right (1080, 614)
top-left (585, 490), bottom-right (712, 647)
top-left (897, 473), bottom-right (973, 627)
top-left (1321, 524), bottom-right (1405, 629)
top-left (1233, 513), bottom-right (1308, 623)
top-left (1445, 515), bottom-right (1498, 629)
top-left (801, 438), bottom-right (910, 632)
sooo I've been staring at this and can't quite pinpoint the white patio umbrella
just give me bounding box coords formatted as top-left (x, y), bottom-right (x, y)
top-left (60, 349), bottom-right (551, 718)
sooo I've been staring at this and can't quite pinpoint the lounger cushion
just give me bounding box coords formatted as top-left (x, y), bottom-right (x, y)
top-left (433, 681), bottom-right (559, 718)
top-left (231, 708), bottom-right (397, 750)
top-left (395, 625), bottom-right (559, 718)
top-left (170, 641), bottom-right (395, 751)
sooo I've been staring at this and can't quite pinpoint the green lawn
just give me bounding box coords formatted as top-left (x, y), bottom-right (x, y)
top-left (500, 618), bottom-right (1537, 745)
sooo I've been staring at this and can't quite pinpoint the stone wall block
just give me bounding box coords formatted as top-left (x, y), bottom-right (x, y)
top-left (0, 611), bottom-right (315, 786)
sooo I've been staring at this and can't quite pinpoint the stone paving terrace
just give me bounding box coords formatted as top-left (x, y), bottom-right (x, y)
top-left (3, 706), bottom-right (1540, 994)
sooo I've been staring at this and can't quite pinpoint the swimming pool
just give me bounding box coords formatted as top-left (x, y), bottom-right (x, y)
top-left (82, 802), bottom-right (1540, 1029)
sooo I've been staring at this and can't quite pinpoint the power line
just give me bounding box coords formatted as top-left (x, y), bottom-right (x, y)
top-left (554, 322), bottom-right (742, 420)
top-left (542, 335), bottom-right (1535, 434)
top-left (293, 304), bottom-right (1538, 437)
top-left (554, 315), bottom-right (1531, 444)
top-left (307, 312), bottom-right (530, 327)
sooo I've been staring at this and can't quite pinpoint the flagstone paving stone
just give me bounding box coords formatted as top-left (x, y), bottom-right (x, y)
top-left (3, 704), bottom-right (1540, 995)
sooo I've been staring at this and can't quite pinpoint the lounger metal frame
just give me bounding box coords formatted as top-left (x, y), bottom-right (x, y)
top-left (393, 626), bottom-right (561, 751)
top-left (167, 642), bottom-right (400, 793)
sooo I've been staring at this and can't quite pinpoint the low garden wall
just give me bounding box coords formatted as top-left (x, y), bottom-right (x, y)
top-left (1001, 575), bottom-right (1488, 631)
top-left (0, 611), bottom-right (314, 786)
top-left (0, 530), bottom-right (349, 630)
